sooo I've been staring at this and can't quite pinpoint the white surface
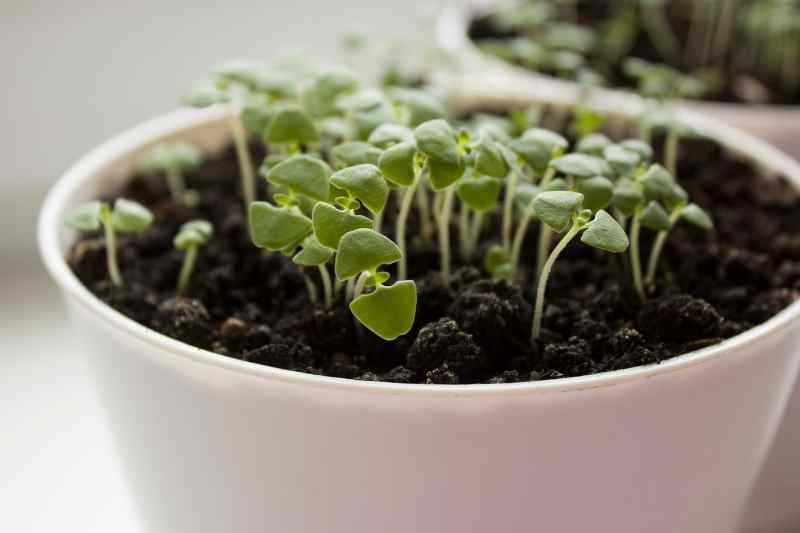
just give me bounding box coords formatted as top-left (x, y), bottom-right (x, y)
top-left (37, 106), bottom-right (800, 533)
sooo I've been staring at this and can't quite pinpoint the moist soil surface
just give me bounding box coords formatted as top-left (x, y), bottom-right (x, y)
top-left (68, 136), bottom-right (800, 384)
top-left (468, 2), bottom-right (800, 106)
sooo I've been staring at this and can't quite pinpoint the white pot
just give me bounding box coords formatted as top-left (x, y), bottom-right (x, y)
top-left (436, 2), bottom-right (800, 158)
top-left (437, 5), bottom-right (800, 530)
top-left (39, 105), bottom-right (800, 533)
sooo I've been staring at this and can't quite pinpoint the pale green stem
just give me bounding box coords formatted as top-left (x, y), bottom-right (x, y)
top-left (535, 167), bottom-right (558, 278)
top-left (319, 264), bottom-right (333, 309)
top-left (642, 2), bottom-right (682, 64)
top-left (416, 177), bottom-right (434, 243)
top-left (373, 208), bottom-right (384, 233)
top-left (458, 202), bottom-right (471, 261)
top-left (303, 275), bottom-right (319, 305)
top-left (510, 210), bottom-right (533, 273)
top-left (502, 167), bottom-right (521, 253)
top-left (345, 277), bottom-right (355, 302)
top-left (176, 246), bottom-right (198, 295)
top-left (165, 167), bottom-right (186, 205)
top-left (469, 211), bottom-right (484, 254)
top-left (645, 209), bottom-right (682, 285)
top-left (532, 223), bottom-right (581, 342)
top-left (630, 208), bottom-right (646, 302)
top-left (353, 271), bottom-right (370, 300)
top-left (665, 128), bottom-right (679, 177)
top-left (437, 187), bottom-right (456, 288)
top-left (712, 0), bottom-right (737, 64)
top-left (227, 105), bottom-right (257, 210)
top-left (103, 220), bottom-right (123, 287)
top-left (396, 169), bottom-right (421, 280)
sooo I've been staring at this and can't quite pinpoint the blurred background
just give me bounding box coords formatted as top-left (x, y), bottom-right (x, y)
top-left (0, 1), bottom-right (445, 531)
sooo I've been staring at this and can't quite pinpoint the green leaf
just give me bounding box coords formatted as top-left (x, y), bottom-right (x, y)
top-left (620, 139), bottom-right (654, 162)
top-left (174, 220), bottom-right (214, 251)
top-left (639, 201), bottom-right (672, 231)
top-left (472, 136), bottom-right (510, 178)
top-left (293, 235), bottom-right (334, 266)
top-left (640, 164), bottom-right (675, 201)
top-left (312, 202), bottom-right (372, 249)
top-left (575, 133), bottom-right (611, 156)
top-left (330, 164), bottom-right (389, 215)
top-left (514, 183), bottom-right (540, 214)
top-left (377, 139), bottom-right (417, 187)
top-left (580, 210), bottom-right (629, 253)
top-left (681, 203), bottom-right (713, 230)
top-left (576, 176), bottom-right (614, 211)
top-left (213, 60), bottom-right (295, 97)
top-left (185, 80), bottom-right (229, 107)
top-left (111, 199), bottom-right (154, 233)
top-left (352, 104), bottom-right (395, 141)
top-left (508, 128), bottom-right (568, 175)
top-left (368, 124), bottom-right (414, 148)
top-left (249, 202), bottom-right (312, 251)
top-left (241, 98), bottom-right (273, 137)
top-left (331, 142), bottom-right (382, 168)
top-left (613, 178), bottom-right (644, 216)
top-left (65, 201), bottom-right (103, 232)
top-left (335, 228), bottom-right (402, 280)
top-left (265, 154), bottom-right (331, 202)
top-left (483, 245), bottom-right (512, 279)
top-left (336, 89), bottom-right (385, 113)
top-left (349, 280), bottom-right (417, 340)
top-left (140, 143), bottom-right (202, 172)
top-left (664, 183), bottom-right (689, 211)
top-left (390, 88), bottom-right (446, 127)
top-left (603, 144), bottom-right (640, 177)
top-left (457, 176), bottom-right (501, 212)
top-left (414, 119), bottom-right (465, 190)
top-left (533, 190), bottom-right (584, 232)
top-left (302, 69), bottom-right (359, 118)
top-left (264, 106), bottom-right (319, 145)
top-left (550, 153), bottom-right (611, 179)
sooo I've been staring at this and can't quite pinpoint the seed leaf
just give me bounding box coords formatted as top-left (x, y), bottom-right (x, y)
top-left (174, 220), bottom-right (213, 251)
top-left (580, 210), bottom-right (629, 253)
top-left (65, 201), bottom-right (103, 232)
top-left (377, 140), bottom-right (417, 187)
top-left (293, 235), bottom-right (334, 266)
top-left (368, 124), bottom-right (414, 148)
top-left (213, 60), bottom-right (295, 97)
top-left (640, 164), bottom-right (675, 201)
top-left (264, 106), bottom-right (319, 145)
top-left (457, 176), bottom-right (501, 212)
top-left (249, 202), bottom-right (312, 251)
top-left (613, 178), bottom-right (644, 216)
top-left (664, 183), bottom-right (689, 211)
top-left (330, 164), bottom-right (389, 215)
top-left (639, 201), bottom-right (672, 231)
top-left (241, 99), bottom-right (273, 137)
top-left (576, 176), bottom-right (614, 211)
top-left (112, 199), bottom-right (154, 233)
top-left (335, 228), bottom-right (402, 280)
top-left (681, 203), bottom-right (713, 230)
top-left (140, 143), bottom-right (202, 172)
top-left (302, 69), bottom-right (359, 118)
top-left (484, 244), bottom-right (513, 280)
top-left (331, 141), bottom-right (382, 168)
top-left (603, 144), bottom-right (640, 177)
top-left (514, 183), bottom-right (540, 214)
top-left (509, 128), bottom-right (569, 175)
top-left (390, 88), bottom-right (446, 127)
top-left (414, 119), bottom-right (465, 190)
top-left (550, 153), bottom-right (611, 179)
top-left (185, 80), bottom-right (229, 107)
top-left (472, 137), bottom-right (510, 178)
top-left (336, 89), bottom-right (384, 113)
top-left (265, 154), bottom-right (331, 202)
top-left (620, 139), bottom-right (653, 162)
top-left (533, 190), bottom-right (584, 232)
top-left (576, 133), bottom-right (611, 156)
top-left (312, 202), bottom-right (372, 249)
top-left (349, 280), bottom-right (417, 340)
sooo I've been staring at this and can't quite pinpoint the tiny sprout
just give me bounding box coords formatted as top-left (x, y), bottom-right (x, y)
top-left (263, 105), bottom-right (319, 149)
top-left (65, 199), bottom-right (154, 287)
top-left (334, 228), bottom-right (417, 340)
top-left (330, 164), bottom-right (389, 216)
top-left (139, 143), bottom-right (202, 206)
top-left (174, 220), bottom-right (213, 295)
top-left (531, 191), bottom-right (628, 342)
top-left (331, 142), bottom-right (382, 168)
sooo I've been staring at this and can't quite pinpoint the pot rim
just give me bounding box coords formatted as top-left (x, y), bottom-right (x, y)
top-left (437, 2), bottom-right (800, 115)
top-left (38, 104), bottom-right (800, 398)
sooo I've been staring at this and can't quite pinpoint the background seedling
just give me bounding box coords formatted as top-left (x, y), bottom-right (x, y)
top-left (65, 199), bottom-right (154, 287)
top-left (174, 220), bottom-right (214, 295)
top-left (139, 143), bottom-right (203, 206)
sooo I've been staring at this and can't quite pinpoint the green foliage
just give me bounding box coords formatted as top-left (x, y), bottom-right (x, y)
top-left (580, 210), bottom-right (629, 252)
top-left (413, 119), bottom-right (466, 190)
top-left (457, 175), bottom-right (502, 211)
top-left (140, 143), bottom-right (202, 173)
top-left (377, 140), bottom-right (417, 186)
top-left (576, 176), bottom-right (614, 211)
top-left (681, 203), bottom-right (713, 229)
top-left (549, 153), bottom-right (612, 179)
top-left (264, 154), bottom-right (331, 202)
top-left (639, 201), bottom-right (672, 231)
top-left (174, 220), bottom-right (213, 251)
top-left (263, 106), bottom-right (320, 145)
top-left (312, 202), bottom-right (373, 249)
top-left (334, 228), bottom-right (401, 280)
top-left (508, 128), bottom-right (568, 175)
top-left (249, 201), bottom-right (312, 252)
top-left (349, 280), bottom-right (417, 340)
top-left (533, 190), bottom-right (584, 232)
top-left (111, 199), bottom-right (155, 233)
top-left (293, 235), bottom-right (334, 266)
top-left (331, 142), bottom-right (382, 168)
top-left (603, 144), bottom-right (641, 177)
top-left (368, 123), bottom-right (414, 148)
top-left (471, 136), bottom-right (510, 178)
top-left (330, 164), bottom-right (389, 215)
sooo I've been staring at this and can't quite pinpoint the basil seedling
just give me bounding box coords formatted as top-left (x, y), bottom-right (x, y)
top-left (65, 199), bottom-right (154, 287)
top-left (174, 220), bottom-right (214, 295)
top-left (139, 143), bottom-right (203, 206)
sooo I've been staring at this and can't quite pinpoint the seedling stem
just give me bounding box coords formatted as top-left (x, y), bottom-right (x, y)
top-left (227, 104), bottom-right (257, 209)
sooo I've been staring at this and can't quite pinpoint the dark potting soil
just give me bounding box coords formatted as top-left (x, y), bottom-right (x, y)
top-left (468, 2), bottom-right (800, 106)
top-left (67, 137), bottom-right (800, 384)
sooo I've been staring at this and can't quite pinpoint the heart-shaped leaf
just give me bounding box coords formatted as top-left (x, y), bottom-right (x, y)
top-left (508, 128), bottom-right (569, 175)
top-left (312, 202), bottom-right (372, 249)
top-left (639, 201), bottom-right (672, 231)
top-left (293, 235), bottom-right (334, 266)
top-left (414, 119), bottom-right (465, 190)
top-left (550, 153), bottom-right (612, 179)
top-left (302, 69), bottom-right (359, 118)
top-left (640, 164), bottom-right (675, 201)
top-left (620, 139), bottom-right (653, 162)
top-left (249, 201), bottom-right (312, 251)
top-left (533, 190), bottom-right (584, 232)
top-left (264, 106), bottom-right (319, 145)
top-left (335, 228), bottom-right (402, 280)
top-left (575, 133), bottom-right (611, 156)
top-left (65, 201), bottom-right (103, 232)
top-left (174, 220), bottom-right (214, 251)
top-left (368, 124), bottom-right (414, 148)
top-left (349, 280), bottom-right (417, 340)
top-left (377, 140), bottom-right (417, 187)
top-left (576, 176), bottom-right (614, 211)
top-left (140, 143), bottom-right (203, 172)
top-left (390, 88), bottom-right (446, 127)
top-left (483, 244), bottom-right (513, 280)
top-left (185, 80), bottom-right (230, 107)
top-left (603, 144), bottom-right (640, 177)
top-left (112, 199), bottom-right (154, 233)
top-left (330, 164), bottom-right (389, 215)
top-left (457, 176), bottom-right (501, 212)
top-left (514, 183), bottom-right (540, 215)
top-left (265, 154), bottom-right (331, 202)
top-left (472, 136), bottom-right (510, 178)
top-left (580, 210), bottom-right (629, 253)
top-left (612, 178), bottom-right (644, 216)
top-left (681, 203), bottom-right (713, 230)
top-left (331, 142), bottom-right (382, 168)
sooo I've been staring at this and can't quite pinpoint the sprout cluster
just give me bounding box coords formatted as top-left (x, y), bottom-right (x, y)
top-left (65, 62), bottom-right (714, 349)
